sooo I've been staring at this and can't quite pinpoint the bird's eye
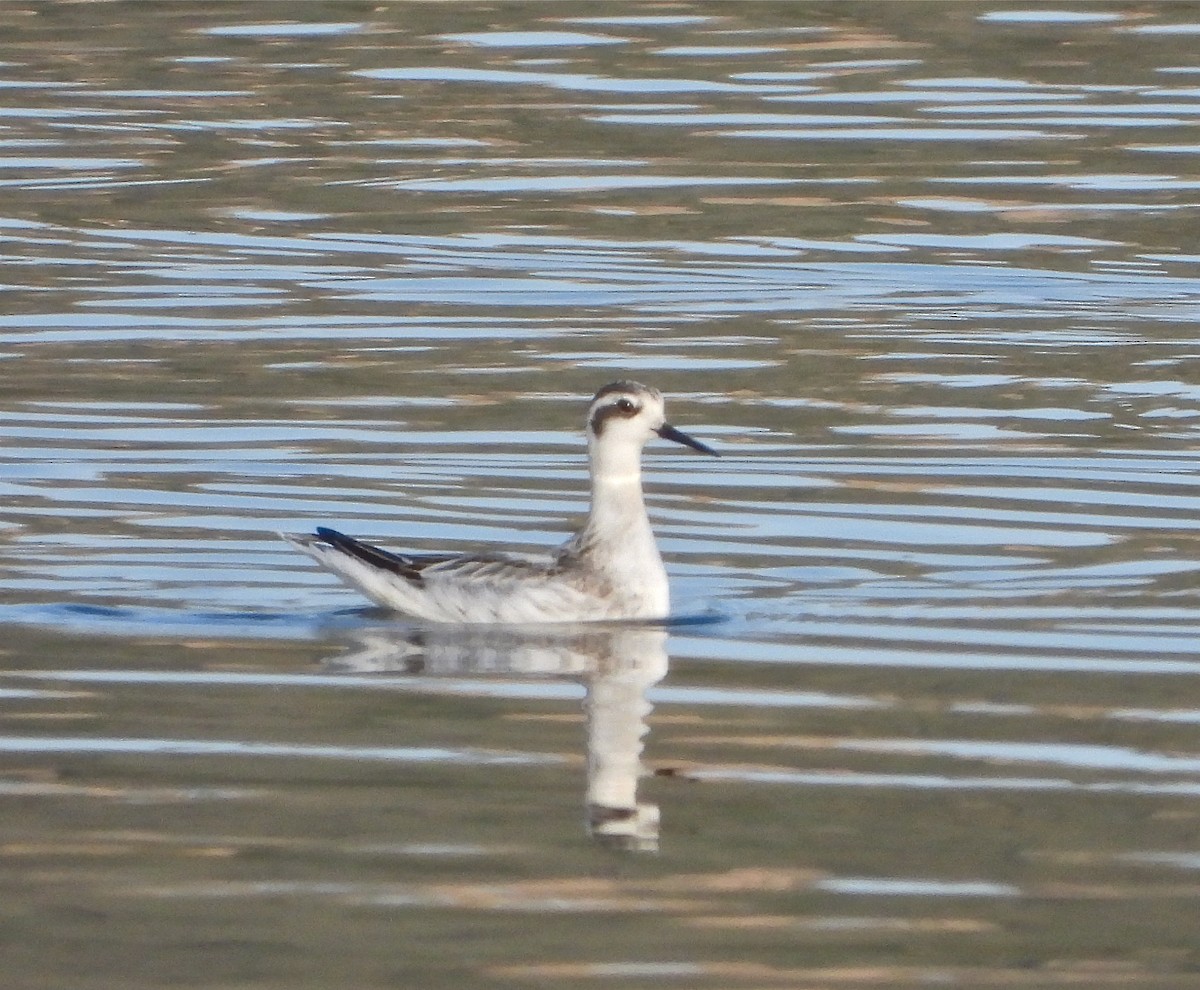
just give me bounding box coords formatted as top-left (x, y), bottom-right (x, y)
top-left (615, 398), bottom-right (635, 413)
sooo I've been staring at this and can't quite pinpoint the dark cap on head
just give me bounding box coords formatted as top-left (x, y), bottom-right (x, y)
top-left (592, 380), bottom-right (656, 402)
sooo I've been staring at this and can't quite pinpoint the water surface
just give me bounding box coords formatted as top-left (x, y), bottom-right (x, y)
top-left (3, 2), bottom-right (1200, 987)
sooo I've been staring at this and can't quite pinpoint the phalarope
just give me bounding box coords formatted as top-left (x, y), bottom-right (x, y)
top-left (282, 381), bottom-right (718, 624)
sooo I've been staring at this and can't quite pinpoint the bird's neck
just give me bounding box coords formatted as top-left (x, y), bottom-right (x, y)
top-left (582, 441), bottom-right (655, 541)
top-left (578, 440), bottom-right (669, 617)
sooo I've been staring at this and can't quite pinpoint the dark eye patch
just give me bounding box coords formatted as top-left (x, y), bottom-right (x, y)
top-left (590, 396), bottom-right (641, 436)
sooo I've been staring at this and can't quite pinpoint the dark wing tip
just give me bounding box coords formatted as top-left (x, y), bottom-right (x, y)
top-left (313, 527), bottom-right (424, 582)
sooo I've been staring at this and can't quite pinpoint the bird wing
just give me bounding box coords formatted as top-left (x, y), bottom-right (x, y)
top-left (312, 527), bottom-right (554, 588)
top-left (311, 527), bottom-right (455, 583)
top-left (284, 529), bottom-right (614, 622)
top-left (418, 550), bottom-right (558, 585)
top-left (416, 550), bottom-right (605, 624)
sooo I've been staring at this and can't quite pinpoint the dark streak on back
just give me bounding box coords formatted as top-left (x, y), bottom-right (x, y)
top-left (315, 526), bottom-right (425, 583)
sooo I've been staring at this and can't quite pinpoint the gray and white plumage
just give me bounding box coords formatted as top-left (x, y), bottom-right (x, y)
top-left (281, 381), bottom-right (718, 624)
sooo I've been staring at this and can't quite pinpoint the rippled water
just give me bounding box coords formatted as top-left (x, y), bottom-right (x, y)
top-left (4, 3), bottom-right (1200, 987)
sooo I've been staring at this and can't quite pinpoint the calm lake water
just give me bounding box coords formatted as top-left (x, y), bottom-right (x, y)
top-left (4, 2), bottom-right (1200, 986)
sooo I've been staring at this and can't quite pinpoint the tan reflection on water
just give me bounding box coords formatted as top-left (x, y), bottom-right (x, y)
top-left (326, 624), bottom-right (669, 852)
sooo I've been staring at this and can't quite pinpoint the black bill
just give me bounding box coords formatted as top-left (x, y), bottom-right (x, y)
top-left (656, 422), bottom-right (720, 457)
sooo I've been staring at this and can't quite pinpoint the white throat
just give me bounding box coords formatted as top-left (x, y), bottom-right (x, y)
top-left (583, 436), bottom-right (657, 548)
top-left (588, 433), bottom-right (647, 485)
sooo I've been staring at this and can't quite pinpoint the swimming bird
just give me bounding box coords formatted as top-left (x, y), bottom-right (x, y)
top-left (281, 381), bottom-right (719, 624)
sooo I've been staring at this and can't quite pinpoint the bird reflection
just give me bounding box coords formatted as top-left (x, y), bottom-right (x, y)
top-left (319, 624), bottom-right (668, 853)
